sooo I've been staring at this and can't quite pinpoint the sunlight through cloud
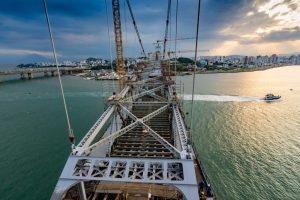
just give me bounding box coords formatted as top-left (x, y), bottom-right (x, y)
top-left (257, 0), bottom-right (300, 33)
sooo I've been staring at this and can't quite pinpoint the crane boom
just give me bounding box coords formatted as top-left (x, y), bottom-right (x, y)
top-left (157, 37), bottom-right (195, 43)
top-left (168, 49), bottom-right (209, 53)
top-left (112, 0), bottom-right (125, 90)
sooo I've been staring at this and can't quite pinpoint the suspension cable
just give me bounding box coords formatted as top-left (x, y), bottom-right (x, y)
top-left (105, 0), bottom-right (116, 93)
top-left (124, 0), bottom-right (128, 46)
top-left (174, 0), bottom-right (178, 81)
top-left (163, 0), bottom-right (171, 59)
top-left (168, 0), bottom-right (172, 75)
top-left (189, 0), bottom-right (202, 145)
top-left (125, 0), bottom-right (146, 57)
top-left (123, 0), bottom-right (129, 73)
top-left (42, 0), bottom-right (74, 143)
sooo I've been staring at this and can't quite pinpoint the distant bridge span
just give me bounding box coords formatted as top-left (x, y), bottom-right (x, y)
top-left (0, 67), bottom-right (90, 79)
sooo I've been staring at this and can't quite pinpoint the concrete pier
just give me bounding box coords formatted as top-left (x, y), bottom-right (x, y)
top-left (27, 73), bottom-right (33, 79)
top-left (20, 73), bottom-right (25, 80)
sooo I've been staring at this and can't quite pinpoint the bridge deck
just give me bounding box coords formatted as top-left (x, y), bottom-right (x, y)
top-left (111, 94), bottom-right (174, 159)
top-left (51, 61), bottom-right (212, 200)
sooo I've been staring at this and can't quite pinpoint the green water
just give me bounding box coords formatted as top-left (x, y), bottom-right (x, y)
top-left (1, 66), bottom-right (300, 199)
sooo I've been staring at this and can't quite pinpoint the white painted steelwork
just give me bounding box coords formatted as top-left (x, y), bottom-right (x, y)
top-left (173, 105), bottom-right (188, 151)
top-left (52, 156), bottom-right (199, 200)
top-left (51, 60), bottom-right (208, 200)
top-left (76, 105), bottom-right (115, 149)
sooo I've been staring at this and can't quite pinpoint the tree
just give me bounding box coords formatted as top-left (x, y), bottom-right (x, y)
top-left (177, 57), bottom-right (194, 64)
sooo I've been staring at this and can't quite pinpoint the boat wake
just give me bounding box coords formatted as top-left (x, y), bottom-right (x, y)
top-left (183, 94), bottom-right (263, 102)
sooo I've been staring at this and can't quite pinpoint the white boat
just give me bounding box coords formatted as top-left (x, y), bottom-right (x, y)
top-left (264, 93), bottom-right (281, 101)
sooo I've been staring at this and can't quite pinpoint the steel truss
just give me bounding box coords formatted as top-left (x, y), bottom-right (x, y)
top-left (52, 156), bottom-right (200, 200)
top-left (51, 61), bottom-right (201, 200)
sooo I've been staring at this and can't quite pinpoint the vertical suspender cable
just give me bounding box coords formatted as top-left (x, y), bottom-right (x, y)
top-left (168, 1), bottom-right (172, 75)
top-left (189, 0), bottom-right (202, 145)
top-left (124, 0), bottom-right (128, 47)
top-left (42, 0), bottom-right (74, 143)
top-left (105, 0), bottom-right (116, 93)
top-left (126, 0), bottom-right (146, 58)
top-left (163, 0), bottom-right (171, 59)
top-left (174, 0), bottom-right (178, 82)
top-left (123, 0), bottom-right (129, 73)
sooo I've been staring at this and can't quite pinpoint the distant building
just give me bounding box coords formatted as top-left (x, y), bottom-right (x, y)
top-left (262, 55), bottom-right (269, 64)
top-left (289, 55), bottom-right (296, 64)
top-left (243, 56), bottom-right (254, 66)
top-left (199, 60), bottom-right (208, 67)
top-left (248, 56), bottom-right (255, 64)
top-left (296, 55), bottom-right (300, 64)
top-left (256, 55), bottom-right (262, 66)
top-left (244, 56), bottom-right (249, 65)
top-left (270, 54), bottom-right (278, 64)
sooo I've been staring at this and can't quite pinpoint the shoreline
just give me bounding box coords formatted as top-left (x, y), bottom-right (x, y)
top-left (177, 65), bottom-right (291, 76)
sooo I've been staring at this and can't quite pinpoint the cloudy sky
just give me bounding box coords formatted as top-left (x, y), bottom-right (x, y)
top-left (0, 0), bottom-right (299, 65)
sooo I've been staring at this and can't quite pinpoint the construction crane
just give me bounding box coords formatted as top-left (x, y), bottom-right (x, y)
top-left (156, 37), bottom-right (195, 44)
top-left (168, 49), bottom-right (210, 54)
top-left (167, 50), bottom-right (209, 58)
top-left (154, 37), bottom-right (196, 60)
top-left (112, 0), bottom-right (126, 90)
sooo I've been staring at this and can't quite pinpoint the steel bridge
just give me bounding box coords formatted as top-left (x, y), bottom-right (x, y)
top-left (51, 60), bottom-right (213, 200)
top-left (0, 67), bottom-right (88, 79)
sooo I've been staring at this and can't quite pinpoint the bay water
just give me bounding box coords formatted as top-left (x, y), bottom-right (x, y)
top-left (0, 66), bottom-right (299, 199)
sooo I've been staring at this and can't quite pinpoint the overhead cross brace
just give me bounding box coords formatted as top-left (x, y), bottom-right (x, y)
top-left (82, 104), bottom-right (169, 155)
top-left (119, 104), bottom-right (181, 157)
top-left (121, 85), bottom-right (164, 102)
top-left (138, 88), bottom-right (168, 102)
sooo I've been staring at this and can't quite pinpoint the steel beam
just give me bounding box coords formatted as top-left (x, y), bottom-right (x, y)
top-left (119, 104), bottom-right (138, 121)
top-left (140, 104), bottom-right (169, 122)
top-left (144, 91), bottom-right (168, 102)
top-left (82, 121), bottom-right (140, 155)
top-left (132, 76), bottom-right (160, 85)
top-left (119, 85), bottom-right (130, 98)
top-left (138, 87), bottom-right (168, 102)
top-left (142, 123), bottom-right (181, 158)
top-left (121, 101), bottom-right (168, 106)
top-left (173, 106), bottom-right (188, 151)
top-left (82, 104), bottom-right (169, 155)
top-left (121, 85), bottom-right (164, 102)
top-left (75, 105), bottom-right (115, 151)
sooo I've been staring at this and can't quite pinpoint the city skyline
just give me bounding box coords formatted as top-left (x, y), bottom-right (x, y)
top-left (16, 53), bottom-right (300, 68)
top-left (0, 0), bottom-right (300, 65)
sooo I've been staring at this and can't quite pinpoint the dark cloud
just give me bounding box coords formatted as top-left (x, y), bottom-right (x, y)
top-left (264, 27), bottom-right (300, 42)
top-left (0, 0), bottom-right (104, 19)
top-left (0, 0), bottom-right (299, 65)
